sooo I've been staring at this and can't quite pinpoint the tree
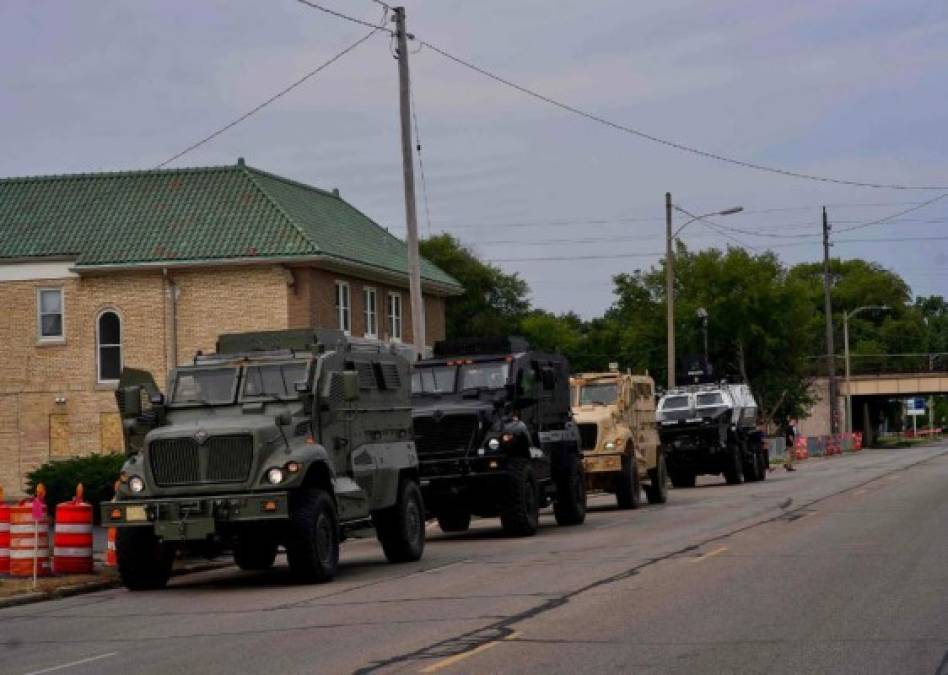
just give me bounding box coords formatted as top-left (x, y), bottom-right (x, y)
top-left (420, 234), bottom-right (530, 339)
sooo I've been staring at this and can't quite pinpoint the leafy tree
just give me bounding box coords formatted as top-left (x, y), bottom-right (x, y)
top-left (420, 234), bottom-right (530, 338)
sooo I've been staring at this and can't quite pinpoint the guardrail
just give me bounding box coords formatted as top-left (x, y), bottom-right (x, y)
top-left (805, 353), bottom-right (948, 377)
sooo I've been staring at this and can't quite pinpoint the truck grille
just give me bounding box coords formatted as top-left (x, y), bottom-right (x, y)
top-left (577, 423), bottom-right (598, 451)
top-left (149, 435), bottom-right (254, 487)
top-left (413, 414), bottom-right (479, 462)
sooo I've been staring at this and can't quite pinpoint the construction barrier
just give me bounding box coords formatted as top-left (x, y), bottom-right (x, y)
top-left (53, 485), bottom-right (94, 575)
top-left (9, 499), bottom-right (51, 578)
top-left (0, 495), bottom-right (9, 575)
top-left (106, 528), bottom-right (117, 567)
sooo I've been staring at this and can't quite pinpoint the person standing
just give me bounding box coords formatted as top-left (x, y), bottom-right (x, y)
top-left (783, 421), bottom-right (796, 471)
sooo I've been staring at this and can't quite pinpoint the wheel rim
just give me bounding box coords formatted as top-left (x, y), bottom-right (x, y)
top-left (315, 513), bottom-right (334, 566)
top-left (405, 496), bottom-right (423, 543)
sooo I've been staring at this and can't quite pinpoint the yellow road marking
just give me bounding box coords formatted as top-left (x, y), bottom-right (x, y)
top-left (689, 546), bottom-right (728, 563)
top-left (853, 488), bottom-right (868, 496)
top-left (420, 633), bottom-right (519, 673)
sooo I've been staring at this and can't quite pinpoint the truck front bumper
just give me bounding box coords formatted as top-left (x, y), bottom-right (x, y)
top-left (101, 493), bottom-right (290, 542)
top-left (582, 452), bottom-right (623, 474)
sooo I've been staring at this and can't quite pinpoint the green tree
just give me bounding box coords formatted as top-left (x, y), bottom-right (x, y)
top-left (420, 234), bottom-right (530, 338)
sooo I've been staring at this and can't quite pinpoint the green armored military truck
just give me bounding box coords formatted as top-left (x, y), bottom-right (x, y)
top-left (103, 329), bottom-right (425, 590)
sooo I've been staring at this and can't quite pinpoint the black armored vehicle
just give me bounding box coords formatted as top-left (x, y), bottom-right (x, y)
top-left (411, 337), bottom-right (586, 536)
top-left (103, 329), bottom-right (425, 589)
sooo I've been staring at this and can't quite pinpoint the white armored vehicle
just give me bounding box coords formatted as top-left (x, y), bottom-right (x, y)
top-left (656, 382), bottom-right (767, 487)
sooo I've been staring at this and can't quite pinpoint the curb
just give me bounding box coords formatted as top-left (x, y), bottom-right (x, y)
top-left (0, 561), bottom-right (232, 610)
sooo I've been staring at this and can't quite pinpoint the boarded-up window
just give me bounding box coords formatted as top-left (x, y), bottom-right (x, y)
top-left (100, 412), bottom-right (124, 453)
top-left (49, 414), bottom-right (70, 457)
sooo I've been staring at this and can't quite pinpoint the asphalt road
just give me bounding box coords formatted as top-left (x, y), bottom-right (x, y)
top-left (2, 444), bottom-right (947, 675)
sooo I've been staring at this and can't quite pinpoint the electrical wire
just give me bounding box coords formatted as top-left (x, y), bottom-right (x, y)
top-left (156, 26), bottom-right (382, 168)
top-left (410, 89), bottom-right (434, 236)
top-left (490, 252), bottom-right (664, 263)
top-left (836, 193), bottom-right (948, 232)
top-left (295, 0), bottom-right (393, 34)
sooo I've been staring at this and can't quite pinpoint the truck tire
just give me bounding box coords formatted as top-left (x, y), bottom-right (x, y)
top-left (437, 508), bottom-right (471, 533)
top-left (500, 457), bottom-right (540, 536)
top-left (373, 479), bottom-right (426, 563)
top-left (234, 536), bottom-right (278, 571)
top-left (645, 453), bottom-right (669, 504)
top-left (286, 488), bottom-right (339, 582)
top-left (116, 527), bottom-right (174, 591)
top-left (723, 444), bottom-right (745, 485)
top-left (759, 447), bottom-right (769, 481)
top-left (743, 442), bottom-right (761, 483)
top-left (615, 455), bottom-right (642, 509)
top-left (669, 468), bottom-right (696, 488)
top-left (553, 455), bottom-right (587, 526)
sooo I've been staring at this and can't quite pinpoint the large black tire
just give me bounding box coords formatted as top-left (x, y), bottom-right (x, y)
top-left (436, 508), bottom-right (471, 533)
top-left (759, 447), bottom-right (769, 481)
top-left (553, 456), bottom-right (587, 526)
top-left (645, 453), bottom-right (669, 504)
top-left (234, 535), bottom-right (278, 571)
top-left (743, 442), bottom-right (761, 483)
top-left (615, 454), bottom-right (642, 509)
top-left (116, 527), bottom-right (174, 591)
top-left (500, 458), bottom-right (540, 536)
top-left (669, 468), bottom-right (696, 489)
top-left (286, 488), bottom-right (339, 583)
top-left (373, 479), bottom-right (426, 563)
top-left (723, 444), bottom-right (745, 485)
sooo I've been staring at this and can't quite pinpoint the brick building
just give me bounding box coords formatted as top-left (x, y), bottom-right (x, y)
top-left (0, 160), bottom-right (461, 496)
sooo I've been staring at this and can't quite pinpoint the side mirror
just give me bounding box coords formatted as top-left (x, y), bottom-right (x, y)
top-left (541, 367), bottom-right (556, 391)
top-left (120, 386), bottom-right (143, 419)
top-left (341, 371), bottom-right (360, 402)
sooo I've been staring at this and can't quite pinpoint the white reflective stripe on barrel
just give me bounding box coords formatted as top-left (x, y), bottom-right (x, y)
top-left (55, 523), bottom-right (93, 534)
top-left (54, 547), bottom-right (93, 557)
top-left (0, 548), bottom-right (9, 556)
top-left (10, 524), bottom-right (49, 534)
top-left (10, 549), bottom-right (50, 559)
top-left (0, 523), bottom-right (10, 532)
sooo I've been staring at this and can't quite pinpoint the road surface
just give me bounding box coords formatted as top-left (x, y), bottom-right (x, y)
top-left (2, 443), bottom-right (947, 675)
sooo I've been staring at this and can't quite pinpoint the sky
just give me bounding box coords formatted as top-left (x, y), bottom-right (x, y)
top-left (2, 0), bottom-right (946, 318)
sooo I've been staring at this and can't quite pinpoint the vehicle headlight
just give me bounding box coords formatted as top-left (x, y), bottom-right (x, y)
top-left (487, 438), bottom-right (501, 451)
top-left (266, 467), bottom-right (285, 485)
top-left (605, 442), bottom-right (615, 450)
top-left (129, 476), bottom-right (145, 493)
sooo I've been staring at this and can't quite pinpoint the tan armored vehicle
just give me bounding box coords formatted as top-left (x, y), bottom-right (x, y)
top-left (571, 368), bottom-right (667, 508)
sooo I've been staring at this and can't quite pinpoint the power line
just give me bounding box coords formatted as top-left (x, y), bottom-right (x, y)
top-left (836, 193), bottom-right (948, 232)
top-left (156, 26), bottom-right (382, 168)
top-left (410, 89), bottom-right (433, 236)
top-left (295, 0), bottom-right (393, 33)
top-left (415, 39), bottom-right (948, 191)
top-left (491, 252), bottom-right (664, 263)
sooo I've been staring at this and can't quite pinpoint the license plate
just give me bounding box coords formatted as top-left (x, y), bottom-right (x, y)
top-left (125, 505), bottom-right (147, 522)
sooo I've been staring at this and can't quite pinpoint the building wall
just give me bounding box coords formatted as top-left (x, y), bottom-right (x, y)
top-left (0, 262), bottom-right (452, 497)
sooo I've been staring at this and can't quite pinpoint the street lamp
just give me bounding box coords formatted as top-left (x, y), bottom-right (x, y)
top-left (664, 193), bottom-right (743, 388)
top-left (696, 307), bottom-right (709, 363)
top-left (843, 304), bottom-right (890, 434)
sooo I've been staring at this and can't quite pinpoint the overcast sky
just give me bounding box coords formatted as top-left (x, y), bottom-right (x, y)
top-left (2, 0), bottom-right (946, 317)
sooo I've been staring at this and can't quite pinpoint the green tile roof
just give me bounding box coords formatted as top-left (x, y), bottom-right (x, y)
top-left (0, 161), bottom-right (460, 290)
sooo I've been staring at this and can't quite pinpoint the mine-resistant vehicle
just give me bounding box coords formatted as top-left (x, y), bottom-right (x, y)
top-left (103, 329), bottom-right (425, 590)
top-left (656, 381), bottom-right (768, 487)
top-left (571, 368), bottom-right (667, 508)
top-left (411, 337), bottom-right (586, 536)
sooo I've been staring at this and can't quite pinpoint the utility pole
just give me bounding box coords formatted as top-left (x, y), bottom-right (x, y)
top-left (394, 7), bottom-right (425, 357)
top-left (665, 192), bottom-right (675, 389)
top-left (822, 206), bottom-right (839, 434)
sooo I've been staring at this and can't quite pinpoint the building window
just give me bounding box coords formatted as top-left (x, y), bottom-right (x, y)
top-left (388, 292), bottom-right (402, 342)
top-left (96, 310), bottom-right (122, 383)
top-left (364, 287), bottom-right (378, 338)
top-left (335, 281), bottom-right (351, 335)
top-left (37, 288), bottom-right (64, 341)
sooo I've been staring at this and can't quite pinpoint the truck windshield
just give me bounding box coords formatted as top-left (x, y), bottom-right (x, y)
top-left (459, 362), bottom-right (509, 390)
top-left (412, 366), bottom-right (457, 394)
top-left (171, 367), bottom-right (238, 405)
top-left (242, 362), bottom-right (308, 400)
top-left (578, 383), bottom-right (618, 406)
top-left (696, 392), bottom-right (724, 407)
top-left (662, 395), bottom-right (691, 410)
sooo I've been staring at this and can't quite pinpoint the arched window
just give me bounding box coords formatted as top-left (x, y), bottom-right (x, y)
top-left (97, 310), bottom-right (122, 383)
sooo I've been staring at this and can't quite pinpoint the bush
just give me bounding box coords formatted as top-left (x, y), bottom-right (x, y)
top-left (26, 453), bottom-right (126, 524)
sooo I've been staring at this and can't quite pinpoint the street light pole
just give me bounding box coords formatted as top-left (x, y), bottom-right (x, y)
top-left (843, 304), bottom-right (889, 434)
top-left (664, 198), bottom-right (743, 390)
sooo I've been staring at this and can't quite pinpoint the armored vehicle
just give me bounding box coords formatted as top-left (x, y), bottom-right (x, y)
top-left (571, 368), bottom-right (667, 508)
top-left (411, 337), bottom-right (586, 536)
top-left (656, 382), bottom-right (768, 487)
top-left (103, 329), bottom-right (425, 590)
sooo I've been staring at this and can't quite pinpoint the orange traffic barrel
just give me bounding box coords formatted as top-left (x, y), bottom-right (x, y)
top-left (10, 499), bottom-right (51, 577)
top-left (106, 527), bottom-right (117, 567)
top-left (0, 496), bottom-right (10, 575)
top-left (54, 485), bottom-right (94, 575)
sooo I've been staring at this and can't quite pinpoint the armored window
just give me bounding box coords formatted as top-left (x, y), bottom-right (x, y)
top-left (578, 383), bottom-right (617, 406)
top-left (696, 392), bottom-right (724, 407)
top-left (662, 395), bottom-right (691, 410)
top-left (364, 287), bottom-right (377, 338)
top-left (37, 288), bottom-right (64, 341)
top-left (96, 310), bottom-right (122, 383)
top-left (379, 362), bottom-right (401, 390)
top-left (388, 292), bottom-right (402, 342)
top-left (335, 281), bottom-right (351, 335)
top-left (355, 361), bottom-right (377, 389)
